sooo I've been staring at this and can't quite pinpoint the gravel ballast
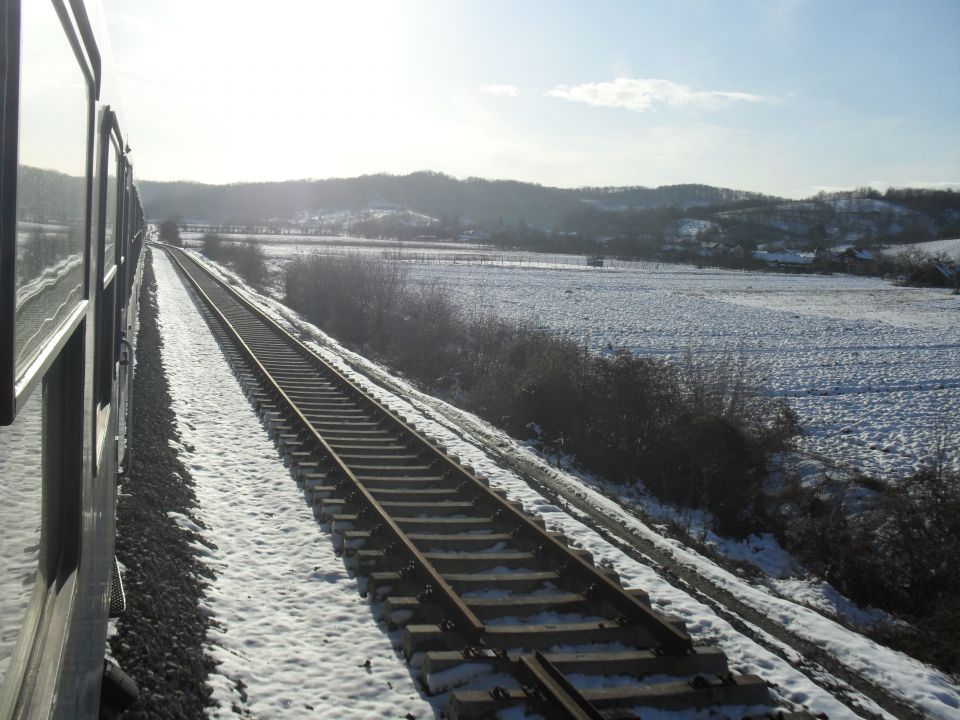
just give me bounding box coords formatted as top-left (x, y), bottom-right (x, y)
top-left (109, 249), bottom-right (215, 719)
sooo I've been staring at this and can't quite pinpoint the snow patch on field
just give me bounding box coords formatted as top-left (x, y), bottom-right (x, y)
top-left (403, 262), bottom-right (959, 478)
top-left (882, 237), bottom-right (960, 261)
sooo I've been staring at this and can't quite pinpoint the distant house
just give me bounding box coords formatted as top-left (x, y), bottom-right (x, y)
top-left (836, 247), bottom-right (878, 275)
top-left (752, 250), bottom-right (815, 268)
top-left (755, 240), bottom-right (787, 252)
top-left (935, 263), bottom-right (959, 288)
top-left (693, 243), bottom-right (725, 258)
top-left (586, 256), bottom-right (604, 267)
top-left (457, 229), bottom-right (492, 243)
top-left (840, 248), bottom-right (875, 261)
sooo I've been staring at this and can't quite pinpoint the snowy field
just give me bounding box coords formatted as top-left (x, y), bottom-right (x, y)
top-left (247, 238), bottom-right (959, 479)
top-left (881, 237), bottom-right (960, 261)
top-left (159, 247), bottom-right (960, 718)
top-left (405, 262), bottom-right (960, 478)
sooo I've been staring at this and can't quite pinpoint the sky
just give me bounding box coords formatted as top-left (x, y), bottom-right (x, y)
top-left (101, 0), bottom-right (960, 198)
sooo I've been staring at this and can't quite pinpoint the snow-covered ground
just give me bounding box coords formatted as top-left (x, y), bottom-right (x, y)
top-left (153, 250), bottom-right (438, 718)
top-left (247, 237), bottom-right (959, 478)
top-left (408, 262), bottom-right (959, 478)
top-left (162, 247), bottom-right (960, 718)
top-left (882, 237), bottom-right (960, 261)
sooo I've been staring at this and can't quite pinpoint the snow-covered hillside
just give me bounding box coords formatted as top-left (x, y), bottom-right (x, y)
top-left (716, 197), bottom-right (938, 245)
top-left (882, 237), bottom-right (960, 261)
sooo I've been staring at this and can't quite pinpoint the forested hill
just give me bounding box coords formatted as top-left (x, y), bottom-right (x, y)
top-left (139, 171), bottom-right (774, 227)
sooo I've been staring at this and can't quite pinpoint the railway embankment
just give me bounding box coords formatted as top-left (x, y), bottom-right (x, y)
top-left (127, 247), bottom-right (435, 717)
top-left (109, 250), bottom-right (215, 719)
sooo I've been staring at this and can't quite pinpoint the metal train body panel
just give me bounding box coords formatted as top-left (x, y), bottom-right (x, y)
top-left (0, 1), bottom-right (144, 717)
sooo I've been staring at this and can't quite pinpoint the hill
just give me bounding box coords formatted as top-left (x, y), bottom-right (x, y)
top-left (138, 171), bottom-right (774, 229)
top-left (139, 173), bottom-right (960, 259)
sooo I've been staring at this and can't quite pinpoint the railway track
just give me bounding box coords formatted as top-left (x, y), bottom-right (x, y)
top-left (162, 245), bottom-right (803, 720)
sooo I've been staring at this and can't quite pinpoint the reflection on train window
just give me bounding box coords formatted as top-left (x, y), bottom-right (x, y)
top-left (0, 389), bottom-right (42, 684)
top-left (104, 139), bottom-right (119, 277)
top-left (14, 0), bottom-right (90, 381)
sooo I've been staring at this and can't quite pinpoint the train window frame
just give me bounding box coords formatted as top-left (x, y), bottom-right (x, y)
top-left (0, 0), bottom-right (101, 426)
top-left (113, 158), bottom-right (130, 361)
top-left (0, 327), bottom-right (85, 716)
top-left (0, 0), bottom-right (22, 426)
top-left (121, 161), bottom-right (131, 266)
top-left (0, 0), bottom-right (102, 712)
top-left (98, 111), bottom-right (121, 289)
top-left (94, 109), bottom-right (123, 458)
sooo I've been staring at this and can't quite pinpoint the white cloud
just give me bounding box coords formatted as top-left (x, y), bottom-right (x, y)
top-left (481, 83), bottom-right (520, 98)
top-left (546, 77), bottom-right (777, 113)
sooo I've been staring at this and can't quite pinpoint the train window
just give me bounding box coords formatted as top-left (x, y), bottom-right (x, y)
top-left (0, 326), bottom-right (83, 710)
top-left (122, 173), bottom-right (132, 265)
top-left (103, 136), bottom-right (120, 281)
top-left (13, 0), bottom-right (91, 387)
top-left (95, 124), bottom-right (121, 418)
top-left (0, 386), bottom-right (43, 686)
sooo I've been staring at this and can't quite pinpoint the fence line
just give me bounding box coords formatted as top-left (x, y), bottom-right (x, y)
top-left (300, 246), bottom-right (670, 272)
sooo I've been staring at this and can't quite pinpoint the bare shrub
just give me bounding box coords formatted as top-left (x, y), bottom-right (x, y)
top-left (577, 350), bottom-right (678, 479)
top-left (202, 234), bottom-right (268, 288)
top-left (284, 253), bottom-right (408, 349)
top-left (469, 332), bottom-right (590, 438)
top-left (391, 279), bottom-right (471, 386)
top-left (776, 461), bottom-right (960, 673)
top-left (632, 352), bottom-right (793, 533)
top-left (868, 465), bottom-right (960, 671)
top-left (232, 239), bottom-right (268, 287)
top-left (201, 232), bottom-right (225, 260)
top-left (158, 218), bottom-right (181, 246)
top-left (677, 351), bottom-right (751, 422)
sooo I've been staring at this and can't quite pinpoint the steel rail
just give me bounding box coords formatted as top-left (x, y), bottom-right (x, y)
top-left (517, 652), bottom-right (606, 720)
top-left (165, 247), bottom-right (486, 638)
top-left (164, 246), bottom-right (693, 654)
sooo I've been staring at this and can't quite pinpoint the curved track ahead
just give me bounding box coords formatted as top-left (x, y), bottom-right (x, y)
top-left (163, 245), bottom-right (800, 720)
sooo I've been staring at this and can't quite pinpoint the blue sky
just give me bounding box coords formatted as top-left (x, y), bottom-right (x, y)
top-left (103, 0), bottom-right (959, 197)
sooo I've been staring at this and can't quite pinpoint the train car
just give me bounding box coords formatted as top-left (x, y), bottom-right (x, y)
top-left (0, 0), bottom-right (143, 716)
